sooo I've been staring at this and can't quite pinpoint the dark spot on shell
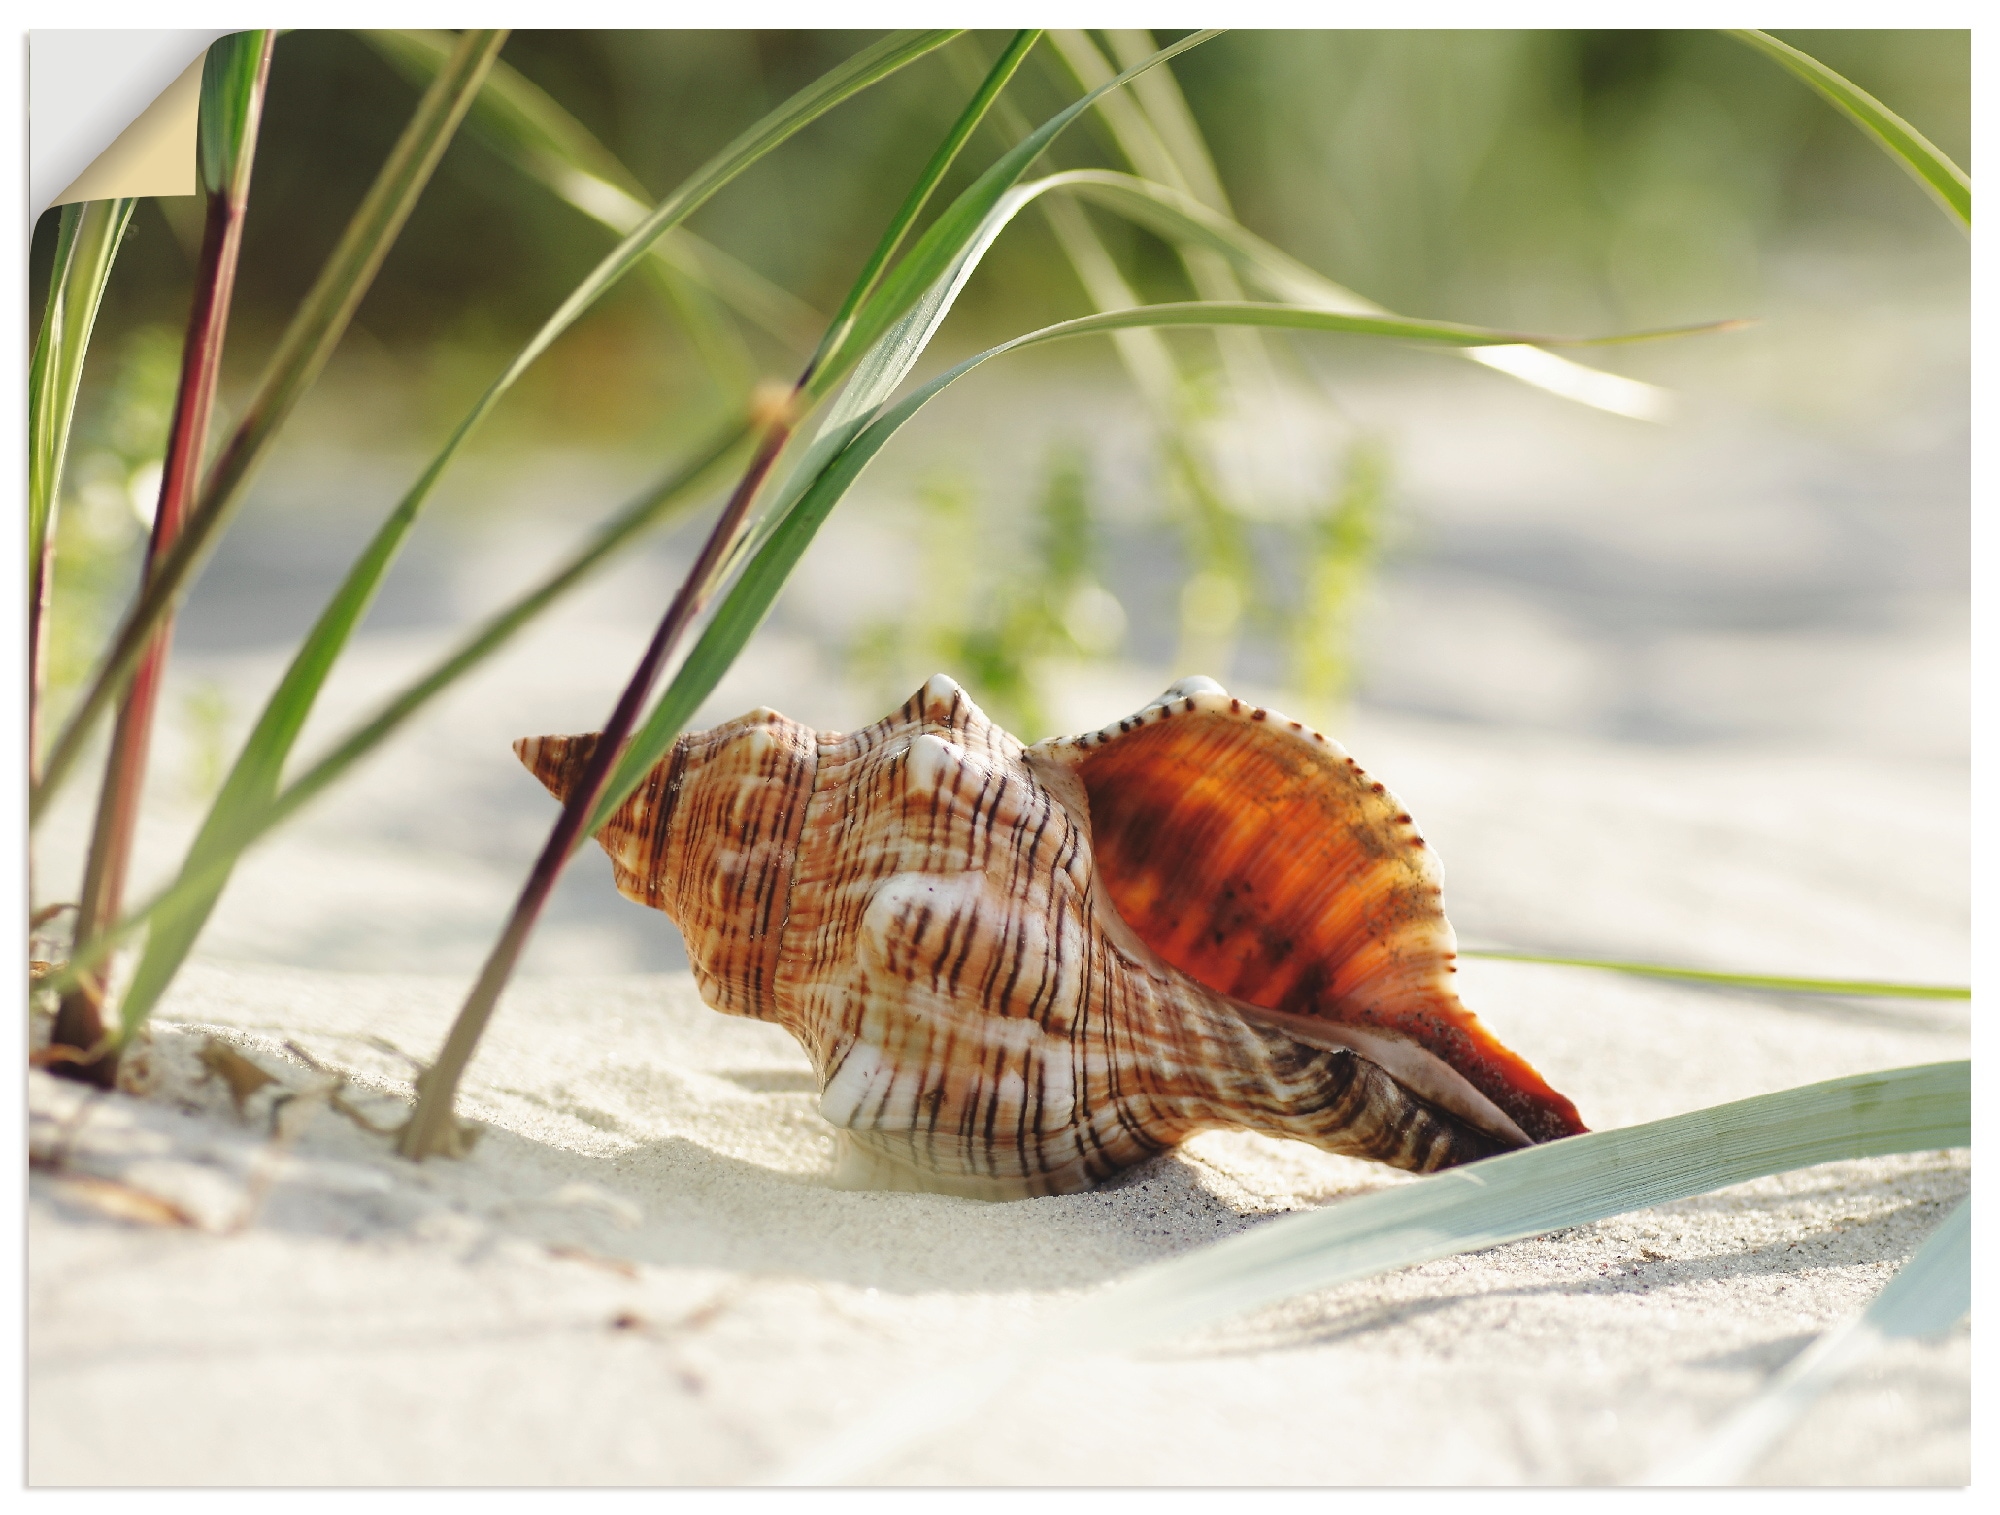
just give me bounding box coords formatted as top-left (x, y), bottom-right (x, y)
top-left (1370, 783), bottom-right (1385, 794)
top-left (1184, 697), bottom-right (1197, 712)
top-left (1396, 814), bottom-right (1412, 824)
top-left (1288, 720), bottom-right (1302, 730)
top-left (1252, 709), bottom-right (1267, 721)
top-left (1230, 699), bottom-right (1242, 713)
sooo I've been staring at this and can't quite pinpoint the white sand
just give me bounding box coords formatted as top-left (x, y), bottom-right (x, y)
top-left (27, 707), bottom-right (1969, 1486)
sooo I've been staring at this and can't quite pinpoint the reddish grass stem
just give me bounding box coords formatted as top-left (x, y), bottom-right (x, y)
top-left (51, 35), bottom-right (275, 1084)
top-left (396, 389), bottom-right (798, 1157)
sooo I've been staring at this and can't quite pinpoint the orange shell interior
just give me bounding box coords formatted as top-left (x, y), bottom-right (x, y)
top-left (1073, 707), bottom-right (1586, 1144)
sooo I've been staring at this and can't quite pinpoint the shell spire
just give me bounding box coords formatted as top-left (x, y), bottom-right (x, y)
top-left (516, 675), bottom-right (1585, 1199)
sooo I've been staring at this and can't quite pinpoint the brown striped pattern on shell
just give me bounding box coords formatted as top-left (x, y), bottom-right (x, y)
top-left (519, 674), bottom-right (1580, 1199)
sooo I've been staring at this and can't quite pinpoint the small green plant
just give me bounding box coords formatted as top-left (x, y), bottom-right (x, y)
top-left (846, 444), bottom-right (1125, 739)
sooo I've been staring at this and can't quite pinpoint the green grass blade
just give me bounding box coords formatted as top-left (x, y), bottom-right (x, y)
top-left (360, 29), bottom-right (823, 351)
top-left (1055, 169), bottom-right (1681, 419)
top-left (806, 30), bottom-right (1042, 382)
top-left (808, 31), bottom-right (1221, 399)
top-left (1728, 29), bottom-right (1970, 231)
top-left (102, 36), bottom-right (954, 1041)
top-left (1048, 30), bottom-right (1277, 418)
top-left (1461, 948), bottom-right (1970, 1001)
top-left (29, 196), bottom-right (138, 589)
top-left (29, 198), bottom-right (136, 765)
top-left (31, 30), bottom-right (509, 820)
top-left (780, 1061), bottom-right (1969, 1483)
top-left (1645, 1196), bottom-right (1968, 1484)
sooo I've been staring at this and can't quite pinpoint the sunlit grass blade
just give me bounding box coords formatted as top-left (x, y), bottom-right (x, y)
top-left (779, 1060), bottom-right (1969, 1483)
top-left (1054, 169), bottom-right (1681, 419)
top-left (1728, 29), bottom-right (1969, 230)
top-left (102, 34), bottom-right (954, 1048)
top-left (396, 30), bottom-right (1049, 1159)
top-left (32, 29), bottom-right (510, 820)
top-left (361, 28), bottom-right (823, 352)
top-left (28, 196), bottom-right (137, 772)
top-left (52, 32), bottom-right (277, 1078)
top-left (1461, 948), bottom-right (1970, 1001)
top-left (1643, 1196), bottom-right (1968, 1485)
top-left (35, 418), bottom-right (751, 1009)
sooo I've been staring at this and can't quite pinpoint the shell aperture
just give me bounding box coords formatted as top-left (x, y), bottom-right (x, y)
top-left (517, 675), bottom-right (1585, 1198)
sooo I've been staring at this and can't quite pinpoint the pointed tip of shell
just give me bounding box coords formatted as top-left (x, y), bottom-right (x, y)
top-left (515, 732), bottom-right (600, 804)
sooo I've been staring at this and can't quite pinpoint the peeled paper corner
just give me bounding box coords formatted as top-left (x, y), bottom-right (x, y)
top-left (32, 30), bottom-right (235, 214)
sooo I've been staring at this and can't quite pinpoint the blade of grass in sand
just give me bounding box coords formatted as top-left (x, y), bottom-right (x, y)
top-left (32, 29), bottom-right (510, 820)
top-left (361, 28), bottom-right (823, 353)
top-left (1642, 1195), bottom-right (1969, 1485)
top-left (36, 418), bottom-right (752, 1008)
top-left (397, 29), bottom-right (1055, 1159)
top-left (28, 197), bottom-right (137, 774)
top-left (778, 1060), bottom-right (1970, 1483)
top-left (1728, 29), bottom-right (1969, 230)
top-left (1460, 948), bottom-right (1970, 1001)
top-left (51, 32), bottom-right (277, 1079)
top-left (106, 32), bottom-right (955, 1048)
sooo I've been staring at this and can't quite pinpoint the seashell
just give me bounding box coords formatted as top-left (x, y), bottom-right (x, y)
top-left (517, 675), bottom-right (1586, 1200)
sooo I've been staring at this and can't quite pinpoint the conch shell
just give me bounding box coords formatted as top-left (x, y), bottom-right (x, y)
top-left (518, 675), bottom-right (1585, 1199)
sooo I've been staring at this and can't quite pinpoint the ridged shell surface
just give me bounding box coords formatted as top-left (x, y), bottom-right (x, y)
top-left (518, 674), bottom-right (1585, 1199)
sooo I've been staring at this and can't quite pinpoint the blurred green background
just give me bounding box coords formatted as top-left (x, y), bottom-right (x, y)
top-left (32, 29), bottom-right (1969, 444)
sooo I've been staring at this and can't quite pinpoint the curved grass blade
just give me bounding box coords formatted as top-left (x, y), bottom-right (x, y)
top-left (361, 28), bottom-right (823, 352)
top-left (1054, 168), bottom-right (1679, 419)
top-left (35, 418), bottom-right (752, 1008)
top-left (1728, 29), bottom-right (1969, 231)
top-left (33, 30), bottom-right (951, 827)
top-left (779, 1060), bottom-right (1969, 1483)
top-left (1049, 30), bottom-right (1277, 428)
top-left (804, 30), bottom-right (1042, 384)
top-left (806, 31), bottom-right (1221, 399)
top-left (29, 197), bottom-right (137, 772)
top-left (1461, 948), bottom-right (1970, 1001)
top-left (32, 29), bottom-right (510, 819)
top-left (1643, 1196), bottom-right (1969, 1485)
top-left (101, 36), bottom-right (955, 1046)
